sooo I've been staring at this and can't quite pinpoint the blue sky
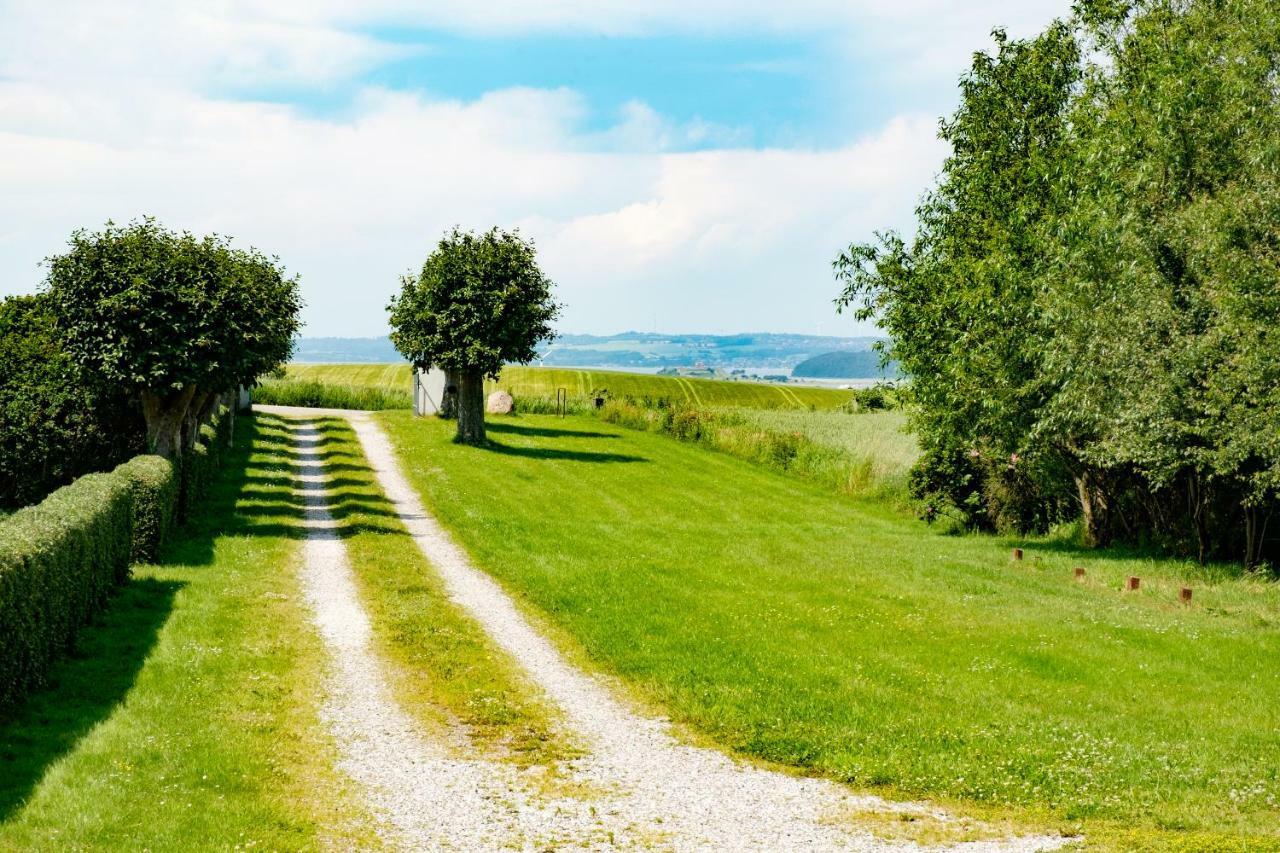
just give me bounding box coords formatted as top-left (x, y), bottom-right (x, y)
top-left (0, 1), bottom-right (1070, 337)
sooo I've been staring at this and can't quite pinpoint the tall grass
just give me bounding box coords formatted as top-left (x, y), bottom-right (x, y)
top-left (252, 379), bottom-right (410, 410)
top-left (597, 400), bottom-right (918, 501)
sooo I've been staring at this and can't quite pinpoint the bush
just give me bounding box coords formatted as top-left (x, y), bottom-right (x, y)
top-left (0, 471), bottom-right (133, 707)
top-left (0, 294), bottom-right (145, 510)
top-left (115, 455), bottom-right (178, 563)
top-left (0, 390), bottom-right (233, 708)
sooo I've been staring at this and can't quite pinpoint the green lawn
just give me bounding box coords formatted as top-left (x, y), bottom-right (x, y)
top-left (378, 410), bottom-right (1280, 850)
top-left (278, 363), bottom-right (855, 410)
top-left (0, 414), bottom-right (373, 850)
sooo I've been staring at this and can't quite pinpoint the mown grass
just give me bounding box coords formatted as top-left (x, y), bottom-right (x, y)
top-left (279, 362), bottom-right (855, 410)
top-left (0, 414), bottom-right (374, 851)
top-left (302, 415), bottom-right (571, 765)
top-left (378, 410), bottom-right (1280, 850)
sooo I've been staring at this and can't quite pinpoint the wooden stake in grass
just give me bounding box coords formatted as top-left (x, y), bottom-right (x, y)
top-left (1180, 587), bottom-right (1192, 604)
top-left (1074, 567), bottom-right (1086, 580)
top-left (1012, 548), bottom-right (1023, 561)
top-left (1126, 576), bottom-right (1140, 591)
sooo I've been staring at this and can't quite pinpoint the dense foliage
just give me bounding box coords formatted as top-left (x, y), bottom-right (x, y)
top-left (0, 294), bottom-right (145, 509)
top-left (115, 454), bottom-right (178, 564)
top-left (388, 228), bottom-right (560, 444)
top-left (43, 218), bottom-right (300, 458)
top-left (838, 0), bottom-right (1280, 566)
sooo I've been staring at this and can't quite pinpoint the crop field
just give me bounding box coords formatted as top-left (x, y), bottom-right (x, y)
top-left (378, 410), bottom-right (1280, 849)
top-left (276, 363), bottom-right (855, 410)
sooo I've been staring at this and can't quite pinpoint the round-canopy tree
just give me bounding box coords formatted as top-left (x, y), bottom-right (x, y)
top-left (388, 228), bottom-right (559, 445)
top-left (43, 218), bottom-right (302, 458)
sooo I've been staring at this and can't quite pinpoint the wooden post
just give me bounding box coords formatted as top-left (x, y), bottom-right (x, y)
top-left (1012, 548), bottom-right (1023, 561)
top-left (1180, 587), bottom-right (1192, 603)
top-left (1126, 576), bottom-right (1140, 591)
top-left (1074, 567), bottom-right (1086, 580)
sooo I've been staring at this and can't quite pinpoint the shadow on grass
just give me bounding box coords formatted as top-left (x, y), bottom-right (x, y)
top-left (485, 421), bottom-right (621, 440)
top-left (0, 577), bottom-right (182, 821)
top-left (0, 415), bottom-right (296, 812)
top-left (0, 411), bottom-right (416, 820)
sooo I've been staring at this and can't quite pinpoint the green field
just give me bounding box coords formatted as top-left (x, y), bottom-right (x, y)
top-left (378, 410), bottom-right (1280, 849)
top-left (276, 363), bottom-right (855, 410)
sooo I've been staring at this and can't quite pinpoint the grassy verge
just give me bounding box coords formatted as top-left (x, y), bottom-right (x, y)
top-left (377, 410), bottom-right (1280, 850)
top-left (305, 415), bottom-right (570, 766)
top-left (0, 414), bottom-right (374, 850)
top-left (254, 378), bottom-right (410, 410)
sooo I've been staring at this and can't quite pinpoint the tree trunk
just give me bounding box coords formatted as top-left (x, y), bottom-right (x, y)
top-left (455, 369), bottom-right (486, 445)
top-left (440, 367), bottom-right (459, 419)
top-left (181, 390), bottom-right (219, 451)
top-left (1074, 469), bottom-right (1112, 547)
top-left (1244, 504), bottom-right (1269, 569)
top-left (141, 385), bottom-right (197, 459)
top-left (1188, 470), bottom-right (1210, 565)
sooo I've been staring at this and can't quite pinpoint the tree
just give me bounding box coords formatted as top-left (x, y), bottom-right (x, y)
top-left (388, 228), bottom-right (559, 445)
top-left (0, 294), bottom-right (145, 508)
top-left (43, 218), bottom-right (301, 458)
top-left (835, 22), bottom-right (1082, 534)
top-left (837, 0), bottom-right (1280, 567)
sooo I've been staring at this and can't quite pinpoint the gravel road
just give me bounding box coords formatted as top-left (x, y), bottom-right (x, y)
top-left (270, 406), bottom-right (1073, 852)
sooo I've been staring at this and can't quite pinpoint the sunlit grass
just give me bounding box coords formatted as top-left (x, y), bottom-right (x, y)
top-left (0, 414), bottom-right (375, 850)
top-left (378, 410), bottom-right (1280, 850)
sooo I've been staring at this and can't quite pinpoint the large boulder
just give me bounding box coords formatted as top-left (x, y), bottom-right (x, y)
top-left (486, 390), bottom-right (514, 415)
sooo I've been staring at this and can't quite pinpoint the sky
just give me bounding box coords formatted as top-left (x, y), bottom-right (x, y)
top-left (0, 1), bottom-right (1070, 338)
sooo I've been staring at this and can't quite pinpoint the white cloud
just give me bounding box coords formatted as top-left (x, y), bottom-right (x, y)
top-left (0, 0), bottom-right (1067, 335)
top-left (0, 77), bottom-right (941, 335)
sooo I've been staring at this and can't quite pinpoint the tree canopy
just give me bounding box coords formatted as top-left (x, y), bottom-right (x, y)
top-left (388, 227), bottom-right (559, 444)
top-left (0, 294), bottom-right (144, 508)
top-left (43, 218), bottom-right (301, 457)
top-left (837, 0), bottom-right (1280, 566)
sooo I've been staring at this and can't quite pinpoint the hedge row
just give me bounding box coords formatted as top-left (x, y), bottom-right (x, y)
top-left (0, 401), bottom-right (233, 707)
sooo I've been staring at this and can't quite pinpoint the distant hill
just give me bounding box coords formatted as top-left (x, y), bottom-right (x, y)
top-left (791, 350), bottom-right (895, 379)
top-left (292, 332), bottom-right (886, 368)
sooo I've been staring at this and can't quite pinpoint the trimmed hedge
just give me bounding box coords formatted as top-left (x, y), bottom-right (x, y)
top-left (1, 397), bottom-right (237, 708)
top-left (115, 455), bottom-right (178, 563)
top-left (0, 471), bottom-right (133, 707)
